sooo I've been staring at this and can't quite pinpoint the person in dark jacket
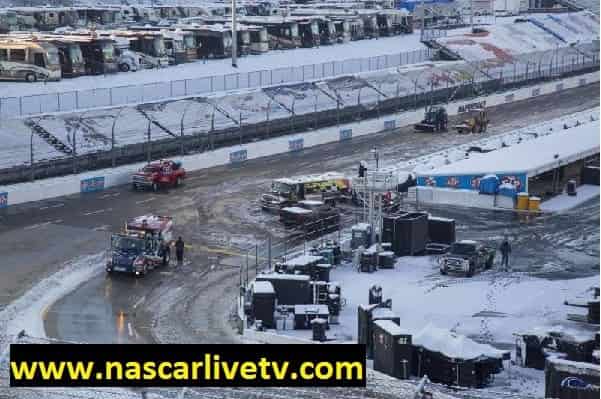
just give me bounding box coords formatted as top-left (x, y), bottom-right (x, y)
top-left (175, 236), bottom-right (185, 266)
top-left (500, 237), bottom-right (511, 270)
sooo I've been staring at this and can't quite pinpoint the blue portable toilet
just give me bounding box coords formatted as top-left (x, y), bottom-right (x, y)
top-left (479, 174), bottom-right (500, 195)
top-left (497, 182), bottom-right (518, 198)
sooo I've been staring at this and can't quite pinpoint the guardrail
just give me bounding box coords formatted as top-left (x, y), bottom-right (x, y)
top-left (0, 48), bottom-right (433, 118)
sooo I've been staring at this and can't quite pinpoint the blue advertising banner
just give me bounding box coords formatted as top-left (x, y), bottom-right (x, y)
top-left (417, 173), bottom-right (527, 192)
top-left (384, 120), bottom-right (396, 130)
top-left (80, 176), bottom-right (105, 193)
top-left (0, 192), bottom-right (7, 209)
top-left (289, 138), bottom-right (304, 152)
top-left (340, 128), bottom-right (352, 141)
top-left (230, 149), bottom-right (248, 163)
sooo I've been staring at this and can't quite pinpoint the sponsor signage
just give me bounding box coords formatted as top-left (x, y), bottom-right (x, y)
top-left (339, 128), bottom-right (352, 141)
top-left (80, 177), bottom-right (105, 193)
top-left (289, 138), bottom-right (304, 152)
top-left (230, 149), bottom-right (248, 163)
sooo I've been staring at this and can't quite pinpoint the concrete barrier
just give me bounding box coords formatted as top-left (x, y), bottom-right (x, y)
top-left (2, 71), bottom-right (598, 207)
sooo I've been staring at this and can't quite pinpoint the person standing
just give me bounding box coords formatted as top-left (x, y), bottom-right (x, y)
top-left (175, 236), bottom-right (185, 267)
top-left (500, 237), bottom-right (512, 270)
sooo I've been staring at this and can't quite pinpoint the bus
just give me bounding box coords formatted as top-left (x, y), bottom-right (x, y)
top-left (0, 39), bottom-right (61, 81)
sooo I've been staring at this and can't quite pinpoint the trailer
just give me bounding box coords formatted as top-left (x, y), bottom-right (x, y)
top-left (261, 172), bottom-right (350, 211)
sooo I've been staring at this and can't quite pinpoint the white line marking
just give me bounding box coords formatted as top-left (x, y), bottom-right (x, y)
top-left (135, 197), bottom-right (155, 205)
top-left (23, 219), bottom-right (63, 230)
top-left (101, 193), bottom-right (121, 199)
top-left (83, 208), bottom-right (112, 216)
top-left (133, 296), bottom-right (146, 309)
top-left (50, 203), bottom-right (65, 208)
top-left (127, 322), bottom-right (134, 337)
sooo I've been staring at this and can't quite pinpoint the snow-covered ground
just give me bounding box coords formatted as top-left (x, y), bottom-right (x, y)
top-left (434, 11), bottom-right (599, 62)
top-left (381, 107), bottom-right (600, 179)
top-left (273, 256), bottom-right (598, 397)
top-left (540, 184), bottom-right (600, 213)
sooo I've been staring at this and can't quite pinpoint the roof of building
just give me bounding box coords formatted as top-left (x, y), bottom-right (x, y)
top-left (418, 120), bottom-right (600, 178)
top-left (414, 325), bottom-right (509, 360)
top-left (374, 319), bottom-right (409, 336)
top-left (253, 281), bottom-right (275, 295)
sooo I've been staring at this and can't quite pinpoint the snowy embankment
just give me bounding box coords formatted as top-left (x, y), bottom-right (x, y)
top-left (0, 253), bottom-right (104, 356)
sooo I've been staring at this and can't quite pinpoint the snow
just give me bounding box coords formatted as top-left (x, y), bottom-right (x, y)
top-left (420, 119), bottom-right (600, 177)
top-left (0, 253), bottom-right (104, 345)
top-left (281, 206), bottom-right (313, 214)
top-left (256, 272), bottom-right (310, 281)
top-left (540, 185), bottom-right (600, 213)
top-left (413, 324), bottom-right (508, 360)
top-left (253, 281), bottom-right (275, 295)
top-left (284, 254), bottom-right (323, 266)
top-left (382, 108), bottom-right (601, 180)
top-left (434, 12), bottom-right (599, 62)
top-left (547, 355), bottom-right (600, 376)
top-left (373, 319), bottom-right (408, 336)
top-left (333, 255), bottom-right (599, 347)
top-left (294, 304), bottom-right (329, 314)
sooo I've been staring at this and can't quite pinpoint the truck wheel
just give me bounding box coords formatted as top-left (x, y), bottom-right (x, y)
top-left (119, 63), bottom-right (130, 72)
top-left (152, 182), bottom-right (159, 192)
top-left (25, 73), bottom-right (37, 82)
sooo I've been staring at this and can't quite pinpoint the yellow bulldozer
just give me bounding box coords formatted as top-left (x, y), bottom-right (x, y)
top-left (454, 108), bottom-right (489, 134)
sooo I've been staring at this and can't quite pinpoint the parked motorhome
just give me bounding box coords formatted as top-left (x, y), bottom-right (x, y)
top-left (247, 25), bottom-right (269, 53)
top-left (0, 39), bottom-right (61, 81)
top-left (71, 36), bottom-right (118, 75)
top-left (99, 31), bottom-right (169, 67)
top-left (295, 17), bottom-right (321, 47)
top-left (44, 38), bottom-right (85, 77)
top-left (237, 16), bottom-right (301, 49)
top-left (0, 10), bottom-right (18, 33)
top-left (176, 24), bottom-right (232, 59)
top-left (333, 19), bottom-right (351, 42)
top-left (317, 18), bottom-right (337, 45)
top-left (130, 27), bottom-right (199, 63)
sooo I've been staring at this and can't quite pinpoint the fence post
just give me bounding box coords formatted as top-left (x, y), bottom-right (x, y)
top-left (255, 244), bottom-right (258, 274)
top-left (30, 131), bottom-right (35, 181)
top-left (267, 235), bottom-right (272, 271)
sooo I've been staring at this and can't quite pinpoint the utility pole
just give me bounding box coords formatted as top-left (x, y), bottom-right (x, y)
top-left (470, 0), bottom-right (474, 32)
top-left (420, 0), bottom-right (425, 42)
top-left (231, 0), bottom-right (238, 68)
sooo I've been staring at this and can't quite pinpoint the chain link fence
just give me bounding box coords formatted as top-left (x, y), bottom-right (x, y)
top-left (0, 48), bottom-right (433, 118)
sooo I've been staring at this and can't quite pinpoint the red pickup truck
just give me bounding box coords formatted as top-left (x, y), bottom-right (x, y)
top-left (132, 160), bottom-right (186, 191)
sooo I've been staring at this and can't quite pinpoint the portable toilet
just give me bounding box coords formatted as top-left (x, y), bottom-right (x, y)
top-left (479, 174), bottom-right (499, 195)
top-left (516, 192), bottom-right (530, 210)
top-left (528, 196), bottom-right (541, 212)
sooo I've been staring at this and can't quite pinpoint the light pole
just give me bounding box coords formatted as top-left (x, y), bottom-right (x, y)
top-left (111, 107), bottom-right (125, 167)
top-left (180, 99), bottom-right (201, 156)
top-left (231, 0), bottom-right (238, 68)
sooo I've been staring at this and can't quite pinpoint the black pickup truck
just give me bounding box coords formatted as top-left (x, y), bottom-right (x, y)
top-left (440, 240), bottom-right (495, 277)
